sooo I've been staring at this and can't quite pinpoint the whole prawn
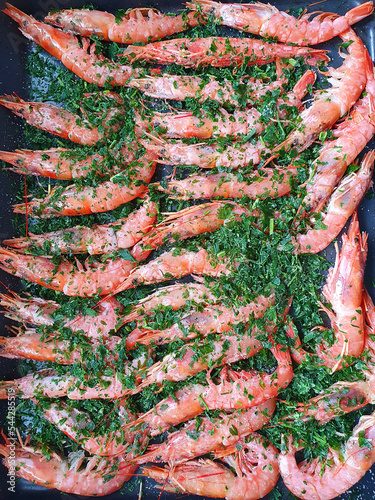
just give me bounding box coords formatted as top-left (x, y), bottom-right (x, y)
top-left (188, 1), bottom-right (373, 46)
top-left (45, 7), bottom-right (201, 43)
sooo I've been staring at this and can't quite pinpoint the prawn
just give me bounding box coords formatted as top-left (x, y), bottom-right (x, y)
top-left (275, 31), bottom-right (370, 152)
top-left (0, 292), bottom-right (61, 326)
top-left (126, 292), bottom-right (274, 346)
top-left (0, 437), bottom-right (136, 496)
top-left (137, 401), bottom-right (275, 465)
top-left (293, 150), bottom-right (374, 254)
top-left (143, 433), bottom-right (279, 500)
top-left (289, 212), bottom-right (367, 371)
top-left (130, 201), bottom-right (252, 261)
top-left (4, 198), bottom-right (157, 255)
top-left (3, 4), bottom-right (141, 87)
top-left (279, 410), bottom-right (375, 500)
top-left (0, 249), bottom-right (136, 297)
top-left (114, 247), bottom-right (238, 294)
top-left (136, 69), bottom-right (315, 139)
top-left (13, 156), bottom-right (157, 217)
top-left (188, 1), bottom-right (373, 46)
top-left (123, 36), bottom-right (328, 68)
top-left (45, 7), bottom-right (201, 44)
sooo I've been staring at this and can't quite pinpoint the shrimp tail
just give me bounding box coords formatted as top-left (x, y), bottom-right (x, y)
top-left (345, 1), bottom-right (374, 24)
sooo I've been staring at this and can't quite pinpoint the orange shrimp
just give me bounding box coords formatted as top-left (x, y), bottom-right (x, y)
top-left (155, 166), bottom-right (297, 200)
top-left (13, 156), bottom-right (157, 217)
top-left (188, 1), bottom-right (373, 46)
top-left (131, 201), bottom-right (252, 261)
top-left (289, 212), bottom-right (367, 372)
top-left (114, 247), bottom-right (238, 295)
top-left (137, 400), bottom-right (275, 466)
top-left (279, 410), bottom-right (375, 500)
top-left (275, 31), bottom-right (371, 153)
top-left (0, 146), bottom-right (137, 180)
top-left (136, 69), bottom-right (315, 139)
top-left (123, 36), bottom-right (328, 68)
top-left (126, 292), bottom-right (274, 346)
top-left (120, 282), bottom-right (218, 324)
top-left (45, 7), bottom-right (201, 43)
top-left (0, 292), bottom-right (61, 326)
top-left (143, 136), bottom-right (270, 169)
top-left (3, 4), bottom-right (140, 87)
top-left (143, 433), bottom-right (279, 500)
top-left (293, 151), bottom-right (374, 254)
top-left (5, 198), bottom-right (157, 255)
top-left (0, 437), bottom-right (136, 496)
top-left (0, 249), bottom-right (135, 297)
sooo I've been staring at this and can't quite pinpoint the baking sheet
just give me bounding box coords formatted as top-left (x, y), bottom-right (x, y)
top-left (0, 0), bottom-right (375, 498)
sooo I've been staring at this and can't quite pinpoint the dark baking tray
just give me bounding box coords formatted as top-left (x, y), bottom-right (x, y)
top-left (0, 0), bottom-right (375, 498)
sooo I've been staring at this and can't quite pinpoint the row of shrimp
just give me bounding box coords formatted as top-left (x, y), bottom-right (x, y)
top-left (1, 1), bottom-right (375, 500)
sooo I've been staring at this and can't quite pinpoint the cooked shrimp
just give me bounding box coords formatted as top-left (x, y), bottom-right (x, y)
top-left (275, 31), bottom-right (370, 152)
top-left (300, 64), bottom-right (375, 216)
top-left (114, 247), bottom-right (238, 294)
top-left (123, 36), bottom-right (328, 68)
top-left (155, 166), bottom-right (297, 200)
top-left (143, 433), bottom-right (279, 499)
top-left (0, 249), bottom-right (135, 297)
top-left (188, 1), bottom-right (373, 46)
top-left (45, 7), bottom-right (201, 43)
top-left (120, 283), bottom-right (218, 324)
top-left (0, 292), bottom-right (60, 326)
top-left (3, 4), bottom-right (139, 87)
top-left (0, 438), bottom-right (136, 496)
top-left (136, 69), bottom-right (315, 139)
top-left (13, 157), bottom-right (157, 217)
top-left (279, 410), bottom-right (375, 500)
top-left (137, 400), bottom-right (275, 465)
top-left (131, 201), bottom-right (252, 261)
top-left (5, 198), bottom-right (157, 255)
top-left (126, 292), bottom-right (274, 346)
top-left (294, 151), bottom-right (374, 254)
top-left (289, 213), bottom-right (367, 371)
top-left (0, 146), bottom-right (136, 180)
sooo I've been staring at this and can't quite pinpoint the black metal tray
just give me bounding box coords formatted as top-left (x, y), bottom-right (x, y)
top-left (0, 0), bottom-right (375, 498)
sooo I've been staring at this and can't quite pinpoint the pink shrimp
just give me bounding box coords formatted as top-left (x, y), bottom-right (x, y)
top-left (115, 247), bottom-right (237, 294)
top-left (0, 94), bottom-right (122, 146)
top-left (143, 433), bottom-right (279, 500)
top-left (126, 292), bottom-right (274, 346)
top-left (3, 4), bottom-right (140, 87)
top-left (136, 69), bottom-right (315, 139)
top-left (131, 201), bottom-right (252, 261)
top-left (0, 292), bottom-right (61, 326)
top-left (279, 410), bottom-right (375, 500)
top-left (188, 1), bottom-right (373, 46)
top-left (45, 7), bottom-right (201, 43)
top-left (4, 198), bottom-right (157, 255)
top-left (0, 437), bottom-right (136, 496)
top-left (293, 151), bottom-right (374, 254)
top-left (275, 31), bottom-right (371, 153)
top-left (13, 156), bottom-right (157, 217)
top-left (0, 146), bottom-right (137, 180)
top-left (289, 212), bottom-right (367, 371)
top-left (137, 400), bottom-right (275, 465)
top-left (155, 165), bottom-right (297, 200)
top-left (0, 249), bottom-right (135, 297)
top-left (123, 36), bottom-right (328, 68)
top-left (120, 283), bottom-right (218, 324)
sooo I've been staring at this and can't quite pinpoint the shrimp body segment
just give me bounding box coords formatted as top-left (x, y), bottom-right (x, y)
top-left (0, 249), bottom-right (136, 297)
top-left (0, 441), bottom-right (136, 496)
top-left (123, 37), bottom-right (328, 68)
top-left (13, 158), bottom-right (157, 217)
top-left (45, 8), bottom-right (200, 43)
top-left (3, 4), bottom-right (138, 87)
top-left (188, 1), bottom-right (374, 46)
top-left (143, 433), bottom-right (280, 500)
top-left (5, 199), bottom-right (157, 255)
top-left (279, 411), bottom-right (375, 500)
